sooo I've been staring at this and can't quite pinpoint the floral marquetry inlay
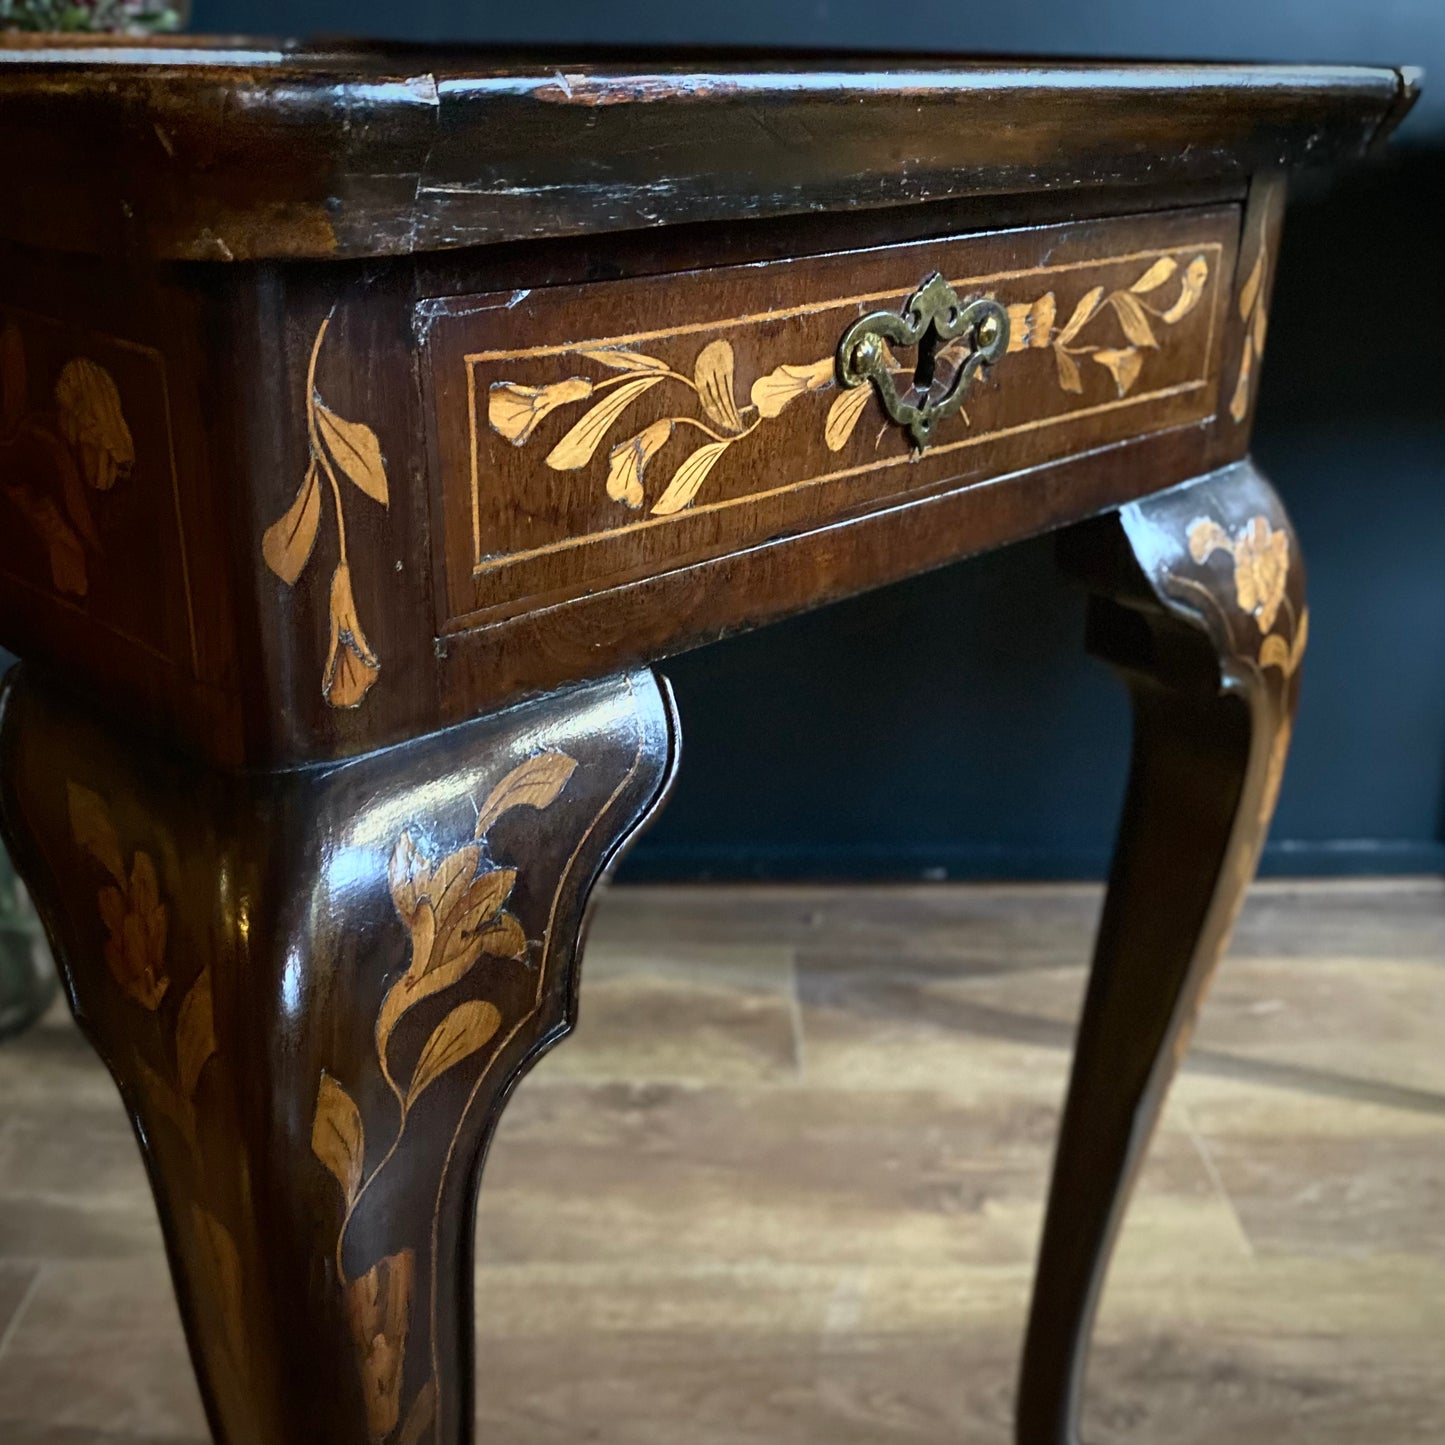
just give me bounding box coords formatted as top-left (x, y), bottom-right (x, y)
top-left (1006, 253), bottom-right (1211, 399)
top-left (1, 321), bottom-right (135, 597)
top-left (0, 307), bottom-right (199, 672)
top-left (263, 318), bottom-right (392, 709)
top-left (310, 750), bottom-right (576, 1443)
top-left (1185, 513), bottom-right (1307, 673)
top-left (491, 344), bottom-right (837, 515)
top-left (68, 783), bottom-right (169, 1010)
top-left (1230, 205), bottom-right (1275, 424)
top-left (1175, 509), bottom-right (1308, 828)
top-left (486, 251), bottom-right (1214, 519)
top-left (65, 781), bottom-right (254, 1415)
top-left (429, 210), bottom-right (1237, 627)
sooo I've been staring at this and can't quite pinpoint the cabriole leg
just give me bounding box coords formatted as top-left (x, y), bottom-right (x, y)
top-left (0, 669), bottom-right (677, 1445)
top-left (1017, 462), bottom-right (1305, 1444)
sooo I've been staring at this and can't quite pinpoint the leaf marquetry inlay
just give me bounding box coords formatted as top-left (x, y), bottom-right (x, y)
top-left (262, 318), bottom-right (392, 710)
top-left (66, 783), bottom-right (254, 1421)
top-left (485, 250), bottom-right (1213, 520)
top-left (310, 750), bottom-right (576, 1443)
top-left (1, 321), bottom-right (135, 598)
top-left (1229, 200), bottom-right (1276, 425)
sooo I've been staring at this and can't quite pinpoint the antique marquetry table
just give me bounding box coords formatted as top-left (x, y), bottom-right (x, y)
top-left (0, 38), bottom-right (1417, 1445)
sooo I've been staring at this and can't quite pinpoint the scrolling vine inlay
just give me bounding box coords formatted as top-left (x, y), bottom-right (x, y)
top-left (486, 250), bottom-right (1212, 519)
top-left (263, 318), bottom-right (391, 709)
top-left (310, 750), bottom-right (577, 1442)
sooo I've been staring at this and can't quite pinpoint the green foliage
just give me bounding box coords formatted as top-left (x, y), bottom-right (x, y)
top-left (0, 0), bottom-right (183, 31)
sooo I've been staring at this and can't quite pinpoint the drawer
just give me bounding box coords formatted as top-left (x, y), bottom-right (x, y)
top-left (421, 205), bottom-right (1239, 631)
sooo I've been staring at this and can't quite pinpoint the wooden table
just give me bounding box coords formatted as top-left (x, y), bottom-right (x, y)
top-left (0, 38), bottom-right (1416, 1445)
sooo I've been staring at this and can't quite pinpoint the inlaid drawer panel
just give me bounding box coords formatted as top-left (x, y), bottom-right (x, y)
top-left (422, 205), bottom-right (1238, 630)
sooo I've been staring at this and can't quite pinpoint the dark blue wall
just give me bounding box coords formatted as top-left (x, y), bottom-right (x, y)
top-left (191, 0), bottom-right (1445, 880)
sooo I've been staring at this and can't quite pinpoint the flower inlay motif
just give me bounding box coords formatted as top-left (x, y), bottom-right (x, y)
top-left (311, 750), bottom-right (576, 1442)
top-left (1180, 512), bottom-right (1308, 825)
top-left (262, 318), bottom-right (392, 709)
top-left (1230, 209), bottom-right (1273, 424)
top-left (67, 783), bottom-right (252, 1412)
top-left (1, 321), bottom-right (134, 597)
top-left (487, 252), bottom-right (1211, 518)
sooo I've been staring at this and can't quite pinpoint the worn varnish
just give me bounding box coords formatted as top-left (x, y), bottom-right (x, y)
top-left (0, 41), bottom-right (1412, 263)
top-left (0, 40), bottom-right (1418, 1445)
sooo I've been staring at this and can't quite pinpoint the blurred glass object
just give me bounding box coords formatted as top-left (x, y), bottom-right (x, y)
top-left (0, 844), bottom-right (57, 1041)
top-left (0, 0), bottom-right (187, 31)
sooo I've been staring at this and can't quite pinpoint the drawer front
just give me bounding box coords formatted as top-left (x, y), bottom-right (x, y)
top-left (422, 205), bottom-right (1238, 630)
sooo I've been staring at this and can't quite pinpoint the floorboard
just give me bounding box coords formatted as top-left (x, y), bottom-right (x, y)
top-left (0, 880), bottom-right (1440, 1444)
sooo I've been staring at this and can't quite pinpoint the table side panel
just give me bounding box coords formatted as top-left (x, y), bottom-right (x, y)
top-left (0, 247), bottom-right (243, 758)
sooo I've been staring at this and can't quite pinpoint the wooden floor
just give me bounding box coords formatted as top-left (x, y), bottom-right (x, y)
top-left (0, 880), bottom-right (1442, 1444)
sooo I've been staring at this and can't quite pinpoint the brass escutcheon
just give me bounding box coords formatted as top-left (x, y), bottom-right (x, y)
top-left (835, 273), bottom-right (1009, 450)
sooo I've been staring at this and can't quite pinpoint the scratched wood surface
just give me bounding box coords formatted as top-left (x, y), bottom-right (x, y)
top-left (0, 42), bottom-right (1411, 262)
top-left (0, 879), bottom-right (1440, 1444)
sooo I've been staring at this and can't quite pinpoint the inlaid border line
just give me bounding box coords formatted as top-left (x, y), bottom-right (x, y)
top-left (0, 303), bottom-right (200, 674)
top-left (471, 377), bottom-right (1210, 575)
top-left (461, 241), bottom-right (1224, 576)
top-left (424, 689), bottom-right (649, 1441)
top-left (461, 241), bottom-right (1224, 364)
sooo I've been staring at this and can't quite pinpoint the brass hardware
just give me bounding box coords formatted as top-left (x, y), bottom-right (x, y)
top-left (835, 273), bottom-right (1009, 450)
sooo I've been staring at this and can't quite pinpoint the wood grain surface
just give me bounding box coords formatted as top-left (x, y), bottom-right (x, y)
top-left (426, 207), bottom-right (1235, 630)
top-left (1, 879), bottom-right (1440, 1444)
top-left (0, 42), bottom-right (1413, 262)
top-left (1022, 459), bottom-right (1307, 1445)
top-left (0, 191), bottom-right (1258, 768)
top-left (0, 43), bottom-right (1426, 1445)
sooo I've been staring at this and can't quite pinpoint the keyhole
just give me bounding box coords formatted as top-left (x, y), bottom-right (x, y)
top-left (913, 324), bottom-right (940, 398)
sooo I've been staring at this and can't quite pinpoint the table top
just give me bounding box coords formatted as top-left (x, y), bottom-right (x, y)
top-left (0, 37), bottom-right (1417, 261)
